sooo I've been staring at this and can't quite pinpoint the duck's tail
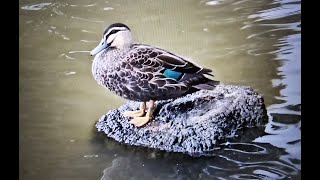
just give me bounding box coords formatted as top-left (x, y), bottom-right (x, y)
top-left (180, 67), bottom-right (220, 92)
top-left (192, 79), bottom-right (220, 90)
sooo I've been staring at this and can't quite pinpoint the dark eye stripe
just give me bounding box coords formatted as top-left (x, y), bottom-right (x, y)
top-left (103, 28), bottom-right (122, 36)
top-left (104, 29), bottom-right (121, 42)
top-left (110, 29), bottom-right (120, 34)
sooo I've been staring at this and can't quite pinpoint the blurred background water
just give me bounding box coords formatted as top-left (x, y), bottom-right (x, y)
top-left (19, 0), bottom-right (301, 179)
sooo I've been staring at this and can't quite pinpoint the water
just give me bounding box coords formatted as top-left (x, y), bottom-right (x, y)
top-left (19, 0), bottom-right (301, 179)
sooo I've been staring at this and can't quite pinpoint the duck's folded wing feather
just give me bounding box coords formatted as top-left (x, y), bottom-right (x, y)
top-left (130, 44), bottom-right (213, 75)
top-left (123, 45), bottom-right (195, 96)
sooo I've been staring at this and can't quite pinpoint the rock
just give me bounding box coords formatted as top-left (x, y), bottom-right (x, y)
top-left (95, 84), bottom-right (268, 155)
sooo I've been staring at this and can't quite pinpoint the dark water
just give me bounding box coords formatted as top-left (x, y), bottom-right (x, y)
top-left (19, 0), bottom-right (300, 179)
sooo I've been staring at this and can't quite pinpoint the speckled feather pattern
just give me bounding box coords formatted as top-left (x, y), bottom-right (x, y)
top-left (92, 44), bottom-right (217, 102)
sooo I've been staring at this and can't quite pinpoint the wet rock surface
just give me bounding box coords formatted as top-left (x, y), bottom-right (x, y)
top-left (95, 84), bottom-right (268, 155)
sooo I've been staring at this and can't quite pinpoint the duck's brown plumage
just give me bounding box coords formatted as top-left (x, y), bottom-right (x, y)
top-left (92, 44), bottom-right (219, 102)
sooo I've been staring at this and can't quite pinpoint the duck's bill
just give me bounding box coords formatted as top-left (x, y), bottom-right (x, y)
top-left (90, 38), bottom-right (109, 56)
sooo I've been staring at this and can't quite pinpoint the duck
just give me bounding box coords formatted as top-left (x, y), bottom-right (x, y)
top-left (90, 23), bottom-right (219, 127)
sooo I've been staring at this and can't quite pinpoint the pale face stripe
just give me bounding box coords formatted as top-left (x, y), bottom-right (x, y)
top-left (104, 27), bottom-right (127, 37)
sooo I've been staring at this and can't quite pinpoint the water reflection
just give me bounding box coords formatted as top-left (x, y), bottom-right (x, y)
top-left (19, 0), bottom-right (300, 179)
top-left (251, 0), bottom-right (301, 173)
top-left (99, 142), bottom-right (299, 179)
top-left (21, 2), bottom-right (52, 11)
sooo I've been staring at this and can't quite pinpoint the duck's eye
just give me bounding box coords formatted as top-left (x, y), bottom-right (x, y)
top-left (110, 29), bottom-right (120, 34)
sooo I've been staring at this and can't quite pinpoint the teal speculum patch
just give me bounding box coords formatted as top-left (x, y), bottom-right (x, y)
top-left (163, 69), bottom-right (183, 80)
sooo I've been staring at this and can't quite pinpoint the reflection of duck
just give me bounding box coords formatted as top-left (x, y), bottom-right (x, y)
top-left (90, 23), bottom-right (219, 127)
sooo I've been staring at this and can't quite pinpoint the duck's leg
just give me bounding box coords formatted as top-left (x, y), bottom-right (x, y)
top-left (123, 102), bottom-right (146, 117)
top-left (129, 100), bottom-right (155, 127)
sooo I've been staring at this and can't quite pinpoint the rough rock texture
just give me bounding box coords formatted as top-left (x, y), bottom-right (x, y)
top-left (95, 84), bottom-right (268, 155)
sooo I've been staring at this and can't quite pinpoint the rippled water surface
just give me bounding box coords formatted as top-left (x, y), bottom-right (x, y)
top-left (19, 0), bottom-right (301, 179)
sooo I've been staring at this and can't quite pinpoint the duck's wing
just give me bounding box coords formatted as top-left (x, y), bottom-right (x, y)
top-left (120, 44), bottom-right (218, 100)
top-left (129, 44), bottom-right (214, 76)
top-left (112, 44), bottom-right (220, 101)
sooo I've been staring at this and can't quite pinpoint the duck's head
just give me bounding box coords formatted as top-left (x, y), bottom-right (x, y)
top-left (90, 23), bottom-right (133, 56)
